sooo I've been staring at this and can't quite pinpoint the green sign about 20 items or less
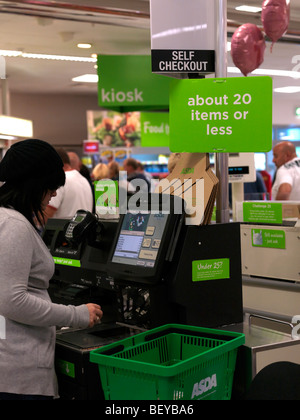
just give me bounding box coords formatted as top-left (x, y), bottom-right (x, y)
top-left (169, 76), bottom-right (273, 153)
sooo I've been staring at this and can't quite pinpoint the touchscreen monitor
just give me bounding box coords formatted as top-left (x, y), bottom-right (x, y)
top-left (112, 212), bottom-right (168, 268)
top-left (107, 194), bottom-right (184, 284)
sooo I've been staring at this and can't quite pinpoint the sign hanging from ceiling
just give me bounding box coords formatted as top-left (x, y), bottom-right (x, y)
top-left (141, 112), bottom-right (170, 147)
top-left (169, 76), bottom-right (273, 153)
top-left (150, 0), bottom-right (216, 77)
top-left (97, 55), bottom-right (171, 112)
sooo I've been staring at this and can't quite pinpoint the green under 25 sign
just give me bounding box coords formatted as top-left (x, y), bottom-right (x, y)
top-left (169, 76), bottom-right (273, 153)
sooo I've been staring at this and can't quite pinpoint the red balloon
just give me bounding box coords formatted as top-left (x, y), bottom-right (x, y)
top-left (262, 0), bottom-right (290, 44)
top-left (231, 24), bottom-right (266, 76)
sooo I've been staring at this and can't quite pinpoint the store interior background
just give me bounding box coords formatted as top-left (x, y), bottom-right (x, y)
top-left (0, 0), bottom-right (299, 181)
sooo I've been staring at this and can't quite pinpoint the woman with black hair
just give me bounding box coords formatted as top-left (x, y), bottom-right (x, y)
top-left (0, 139), bottom-right (103, 400)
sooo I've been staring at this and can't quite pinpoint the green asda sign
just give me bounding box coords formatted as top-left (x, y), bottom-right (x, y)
top-left (252, 228), bottom-right (286, 249)
top-left (192, 258), bottom-right (230, 282)
top-left (243, 202), bottom-right (283, 224)
top-left (169, 76), bottom-right (273, 153)
top-left (97, 55), bottom-right (171, 112)
top-left (141, 112), bottom-right (170, 147)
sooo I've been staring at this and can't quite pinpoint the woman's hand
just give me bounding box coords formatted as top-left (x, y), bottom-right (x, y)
top-left (86, 303), bottom-right (103, 328)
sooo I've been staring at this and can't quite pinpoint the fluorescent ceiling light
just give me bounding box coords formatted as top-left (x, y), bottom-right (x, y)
top-left (274, 86), bottom-right (300, 93)
top-left (0, 115), bottom-right (33, 138)
top-left (0, 49), bottom-right (96, 63)
top-left (228, 67), bottom-right (300, 79)
top-left (0, 50), bottom-right (22, 57)
top-left (0, 135), bottom-right (16, 140)
top-left (72, 74), bottom-right (98, 83)
top-left (77, 43), bottom-right (92, 49)
top-left (235, 5), bottom-right (262, 13)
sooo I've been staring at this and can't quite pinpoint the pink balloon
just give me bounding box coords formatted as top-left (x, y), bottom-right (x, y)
top-left (262, 0), bottom-right (290, 44)
top-left (231, 24), bottom-right (266, 76)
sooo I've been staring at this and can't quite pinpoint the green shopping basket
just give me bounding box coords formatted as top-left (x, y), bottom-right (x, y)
top-left (90, 324), bottom-right (245, 400)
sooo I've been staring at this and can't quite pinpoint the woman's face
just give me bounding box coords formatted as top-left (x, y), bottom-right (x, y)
top-left (41, 189), bottom-right (57, 210)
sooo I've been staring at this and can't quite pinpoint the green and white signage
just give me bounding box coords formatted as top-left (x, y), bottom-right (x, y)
top-left (169, 76), bottom-right (273, 153)
top-left (243, 202), bottom-right (283, 224)
top-left (252, 228), bottom-right (286, 249)
top-left (53, 257), bottom-right (81, 267)
top-left (141, 112), bottom-right (170, 147)
top-left (97, 55), bottom-right (171, 112)
top-left (192, 258), bottom-right (230, 282)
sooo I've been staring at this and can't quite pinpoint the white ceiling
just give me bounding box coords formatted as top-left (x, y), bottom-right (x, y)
top-left (0, 0), bottom-right (299, 100)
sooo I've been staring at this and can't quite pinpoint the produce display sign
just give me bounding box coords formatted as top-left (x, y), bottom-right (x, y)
top-left (169, 76), bottom-right (273, 153)
top-left (141, 112), bottom-right (170, 147)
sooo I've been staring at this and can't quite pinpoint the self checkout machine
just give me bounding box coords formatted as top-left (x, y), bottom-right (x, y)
top-left (43, 194), bottom-right (243, 399)
top-left (238, 202), bottom-right (300, 317)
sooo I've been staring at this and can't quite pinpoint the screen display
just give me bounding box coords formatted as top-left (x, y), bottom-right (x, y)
top-left (112, 212), bottom-right (168, 268)
top-left (74, 215), bottom-right (85, 222)
top-left (229, 166), bottom-right (250, 175)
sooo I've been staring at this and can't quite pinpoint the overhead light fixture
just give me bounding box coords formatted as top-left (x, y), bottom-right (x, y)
top-left (77, 43), bottom-right (92, 49)
top-left (0, 115), bottom-right (33, 138)
top-left (72, 74), bottom-right (98, 83)
top-left (0, 49), bottom-right (96, 63)
top-left (0, 50), bottom-right (22, 57)
top-left (235, 5), bottom-right (262, 13)
top-left (274, 86), bottom-right (300, 93)
top-left (0, 135), bottom-right (16, 141)
top-left (228, 67), bottom-right (300, 79)
top-left (295, 107), bottom-right (300, 117)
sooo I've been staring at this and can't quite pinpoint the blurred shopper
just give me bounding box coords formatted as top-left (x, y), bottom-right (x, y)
top-left (244, 171), bottom-right (267, 200)
top-left (45, 147), bottom-right (93, 220)
top-left (67, 151), bottom-right (82, 171)
top-left (136, 161), bottom-right (153, 183)
top-left (123, 158), bottom-right (150, 193)
top-left (0, 139), bottom-right (102, 400)
top-left (92, 162), bottom-right (109, 181)
top-left (272, 141), bottom-right (300, 201)
top-left (108, 160), bottom-right (120, 181)
top-left (68, 150), bottom-right (94, 211)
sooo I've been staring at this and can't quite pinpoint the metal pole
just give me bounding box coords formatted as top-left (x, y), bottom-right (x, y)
top-left (215, 0), bottom-right (230, 223)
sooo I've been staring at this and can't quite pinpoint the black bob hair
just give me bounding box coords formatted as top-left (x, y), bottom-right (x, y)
top-left (0, 160), bottom-right (65, 230)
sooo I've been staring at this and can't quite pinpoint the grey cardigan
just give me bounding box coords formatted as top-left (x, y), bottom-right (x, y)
top-left (0, 208), bottom-right (90, 397)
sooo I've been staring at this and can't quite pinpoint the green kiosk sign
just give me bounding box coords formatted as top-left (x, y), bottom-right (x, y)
top-left (169, 76), bottom-right (273, 153)
top-left (97, 55), bottom-right (171, 112)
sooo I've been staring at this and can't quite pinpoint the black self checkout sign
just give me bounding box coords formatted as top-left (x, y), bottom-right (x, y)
top-left (151, 49), bottom-right (215, 74)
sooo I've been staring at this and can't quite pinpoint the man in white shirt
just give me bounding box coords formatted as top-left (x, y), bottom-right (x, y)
top-left (45, 148), bottom-right (93, 220)
top-left (272, 141), bottom-right (300, 201)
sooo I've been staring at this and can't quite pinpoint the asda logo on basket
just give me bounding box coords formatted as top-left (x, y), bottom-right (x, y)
top-left (191, 374), bottom-right (217, 399)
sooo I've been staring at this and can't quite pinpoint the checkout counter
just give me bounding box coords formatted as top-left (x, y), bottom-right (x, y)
top-left (234, 204), bottom-right (300, 398)
top-left (43, 194), bottom-right (243, 400)
top-left (43, 195), bottom-right (300, 400)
